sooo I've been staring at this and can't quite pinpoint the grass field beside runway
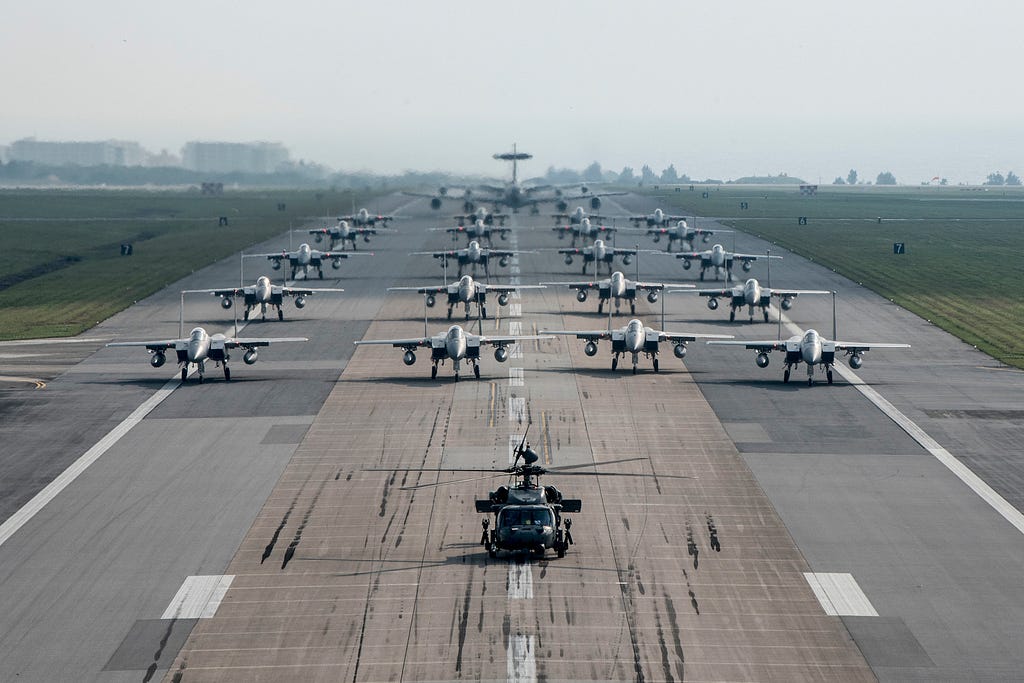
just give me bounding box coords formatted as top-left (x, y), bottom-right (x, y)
top-left (640, 184), bottom-right (1024, 368)
top-left (0, 189), bottom-right (373, 339)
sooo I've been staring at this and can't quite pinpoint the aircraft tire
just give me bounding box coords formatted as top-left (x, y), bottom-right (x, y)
top-left (557, 543), bottom-right (566, 559)
top-left (431, 365), bottom-right (438, 379)
top-left (243, 310), bottom-right (250, 321)
top-left (783, 369), bottom-right (790, 383)
top-left (318, 270), bottom-right (324, 279)
top-left (488, 545), bottom-right (497, 559)
top-left (611, 357), bottom-right (618, 371)
top-left (278, 309), bottom-right (284, 321)
top-left (827, 370), bottom-right (834, 384)
top-left (630, 303), bottom-right (636, 315)
top-left (729, 311), bottom-right (735, 322)
top-left (632, 364), bottom-right (638, 375)
top-left (808, 377), bottom-right (813, 386)
top-left (653, 358), bottom-right (659, 373)
top-left (454, 372), bottom-right (459, 383)
top-left (181, 367), bottom-right (188, 382)
top-left (447, 309), bottom-right (453, 320)
top-left (474, 364), bottom-right (480, 379)
top-left (224, 366), bottom-right (231, 381)
top-left (764, 310), bottom-right (770, 323)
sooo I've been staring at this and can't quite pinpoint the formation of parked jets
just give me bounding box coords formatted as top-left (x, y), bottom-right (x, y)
top-left (106, 149), bottom-right (910, 387)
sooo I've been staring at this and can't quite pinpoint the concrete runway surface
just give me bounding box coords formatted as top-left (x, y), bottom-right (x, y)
top-left (0, 192), bottom-right (1022, 682)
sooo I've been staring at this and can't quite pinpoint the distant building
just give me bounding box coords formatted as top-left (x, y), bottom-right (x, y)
top-left (7, 138), bottom-right (148, 166)
top-left (181, 141), bottom-right (289, 174)
top-left (144, 149), bottom-right (182, 168)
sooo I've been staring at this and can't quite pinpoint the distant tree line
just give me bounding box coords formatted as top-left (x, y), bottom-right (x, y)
top-left (984, 171), bottom-right (1021, 186)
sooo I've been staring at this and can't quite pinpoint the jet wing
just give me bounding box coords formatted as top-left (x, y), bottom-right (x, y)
top-left (107, 339), bottom-right (182, 351)
top-left (539, 279), bottom-right (606, 290)
top-left (280, 287), bottom-right (344, 297)
top-left (482, 284), bottom-right (545, 293)
top-left (659, 331), bottom-right (734, 343)
top-left (387, 285), bottom-right (451, 295)
top-left (679, 287), bottom-right (737, 298)
top-left (633, 281), bottom-right (693, 291)
top-left (732, 252), bottom-right (783, 262)
top-left (675, 250), bottom-right (708, 261)
top-left (832, 341), bottom-right (911, 352)
top-left (557, 247), bottom-right (587, 255)
top-left (706, 339), bottom-right (789, 351)
top-left (225, 337), bottom-right (308, 349)
top-left (412, 249), bottom-right (462, 258)
top-left (484, 249), bottom-right (531, 257)
top-left (767, 288), bottom-right (831, 297)
top-left (539, 329), bottom-right (613, 341)
top-left (198, 287), bottom-right (247, 298)
top-left (477, 334), bottom-right (554, 345)
top-left (317, 251), bottom-right (373, 259)
top-left (354, 337), bottom-right (433, 348)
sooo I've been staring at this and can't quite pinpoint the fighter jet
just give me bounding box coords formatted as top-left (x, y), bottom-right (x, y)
top-left (107, 326), bottom-right (307, 382)
top-left (388, 274), bottom-right (544, 320)
top-left (542, 271), bottom-right (694, 315)
top-left (413, 240), bottom-right (527, 279)
top-left (558, 239), bottom-right (646, 275)
top-left (354, 324), bottom-right (552, 380)
top-left (707, 328), bottom-right (910, 386)
top-left (432, 218), bottom-right (508, 247)
top-left (671, 277), bottom-right (829, 323)
top-left (675, 244), bottom-right (782, 281)
top-left (648, 219), bottom-right (727, 252)
top-left (252, 243), bottom-right (372, 280)
top-left (551, 217), bottom-right (635, 247)
top-left (308, 219), bottom-right (393, 250)
top-left (541, 318), bottom-right (732, 374)
top-left (454, 207), bottom-right (508, 227)
top-left (339, 208), bottom-right (394, 227)
top-left (193, 276), bottom-right (343, 322)
top-left (629, 208), bottom-right (686, 228)
top-left (551, 206), bottom-right (607, 226)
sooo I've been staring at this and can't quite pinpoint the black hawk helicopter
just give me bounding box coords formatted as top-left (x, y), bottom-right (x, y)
top-left (371, 433), bottom-right (691, 560)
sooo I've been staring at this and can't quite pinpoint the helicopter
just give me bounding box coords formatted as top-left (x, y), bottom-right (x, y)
top-left (369, 432), bottom-right (691, 560)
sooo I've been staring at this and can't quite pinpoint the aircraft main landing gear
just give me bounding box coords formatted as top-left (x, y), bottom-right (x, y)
top-left (431, 364), bottom-right (438, 379)
top-left (653, 358), bottom-right (659, 373)
top-left (474, 364), bottom-right (481, 379)
top-left (827, 369), bottom-right (834, 384)
top-left (223, 365), bottom-right (231, 381)
top-left (783, 368), bottom-right (791, 383)
top-left (611, 356), bottom-right (618, 371)
top-left (278, 309), bottom-right (284, 321)
top-left (181, 367), bottom-right (188, 382)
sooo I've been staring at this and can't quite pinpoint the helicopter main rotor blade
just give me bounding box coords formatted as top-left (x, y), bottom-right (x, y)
top-left (547, 471), bottom-right (694, 479)
top-left (545, 456), bottom-right (649, 472)
top-left (399, 472), bottom-right (509, 491)
top-left (363, 466), bottom-right (507, 474)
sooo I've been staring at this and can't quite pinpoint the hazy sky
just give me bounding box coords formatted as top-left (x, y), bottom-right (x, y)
top-left (3, 1), bottom-right (1023, 184)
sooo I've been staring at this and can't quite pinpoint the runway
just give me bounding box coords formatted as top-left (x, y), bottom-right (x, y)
top-left (0, 192), bottom-right (1022, 681)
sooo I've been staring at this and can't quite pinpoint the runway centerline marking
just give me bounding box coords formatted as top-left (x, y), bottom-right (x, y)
top-left (779, 315), bottom-right (1024, 536)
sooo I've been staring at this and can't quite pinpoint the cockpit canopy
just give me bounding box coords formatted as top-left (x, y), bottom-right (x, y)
top-left (499, 506), bottom-right (554, 528)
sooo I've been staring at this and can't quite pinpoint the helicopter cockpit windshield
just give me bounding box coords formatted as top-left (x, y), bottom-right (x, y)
top-left (500, 507), bottom-right (554, 528)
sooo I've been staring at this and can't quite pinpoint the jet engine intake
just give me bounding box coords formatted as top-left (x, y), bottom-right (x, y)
top-left (584, 341), bottom-right (598, 356)
top-left (707, 297), bottom-right (719, 310)
top-left (673, 343), bottom-right (688, 358)
top-left (295, 295), bottom-right (307, 308)
top-left (494, 346), bottom-right (509, 362)
top-left (849, 353), bottom-right (864, 369)
top-left (221, 297), bottom-right (233, 309)
top-left (150, 351), bottom-right (166, 368)
top-left (647, 291), bottom-right (659, 304)
top-left (756, 352), bottom-right (770, 368)
top-left (576, 289), bottom-right (588, 302)
top-left (403, 350), bottom-right (417, 366)
top-left (243, 349), bottom-right (258, 365)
